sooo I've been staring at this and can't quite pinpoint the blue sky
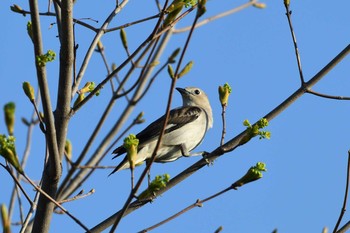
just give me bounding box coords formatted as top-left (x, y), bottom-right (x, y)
top-left (1, 0), bottom-right (350, 232)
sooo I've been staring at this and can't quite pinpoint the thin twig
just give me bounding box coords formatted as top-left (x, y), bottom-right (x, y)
top-left (139, 186), bottom-right (232, 233)
top-left (220, 105), bottom-right (227, 146)
top-left (306, 89), bottom-right (350, 100)
top-left (337, 221), bottom-right (350, 233)
top-left (173, 1), bottom-right (257, 33)
top-left (104, 13), bottom-right (161, 33)
top-left (89, 43), bottom-right (350, 233)
top-left (133, 61), bottom-right (170, 103)
top-left (333, 151), bottom-right (350, 233)
top-left (71, 1), bottom-right (130, 98)
top-left (8, 91), bottom-right (41, 221)
top-left (22, 173), bottom-right (92, 232)
top-left (57, 99), bottom-right (138, 197)
top-left (95, 41), bottom-right (115, 92)
top-left (72, 164), bottom-right (119, 170)
top-left (284, 2), bottom-right (305, 84)
top-left (14, 183), bottom-right (25, 225)
top-left (57, 39), bottom-right (155, 201)
top-left (31, 97), bottom-right (46, 133)
top-left (20, 183), bottom-right (41, 233)
top-left (108, 1), bottom-right (171, 231)
top-left (59, 189), bottom-right (95, 204)
top-left (109, 3), bottom-right (201, 232)
top-left (0, 164), bottom-right (33, 206)
top-left (13, 8), bottom-right (98, 32)
top-left (71, 5), bottom-right (196, 113)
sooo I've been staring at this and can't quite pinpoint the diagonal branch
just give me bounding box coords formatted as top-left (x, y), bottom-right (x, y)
top-left (333, 151), bottom-right (350, 232)
top-left (71, 1), bottom-right (130, 98)
top-left (173, 0), bottom-right (257, 33)
top-left (89, 43), bottom-right (350, 233)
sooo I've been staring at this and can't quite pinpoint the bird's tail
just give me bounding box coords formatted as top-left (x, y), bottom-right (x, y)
top-left (108, 156), bottom-right (129, 176)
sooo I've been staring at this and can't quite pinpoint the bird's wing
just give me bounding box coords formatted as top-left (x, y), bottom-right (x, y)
top-left (112, 106), bottom-right (202, 158)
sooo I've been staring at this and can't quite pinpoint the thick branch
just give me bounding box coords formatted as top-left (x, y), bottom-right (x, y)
top-left (28, 0), bottom-right (61, 232)
top-left (55, 0), bottom-right (74, 157)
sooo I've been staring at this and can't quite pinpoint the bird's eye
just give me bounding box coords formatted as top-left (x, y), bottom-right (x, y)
top-left (194, 89), bottom-right (201, 95)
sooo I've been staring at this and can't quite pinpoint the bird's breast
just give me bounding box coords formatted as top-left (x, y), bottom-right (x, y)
top-left (162, 112), bottom-right (208, 151)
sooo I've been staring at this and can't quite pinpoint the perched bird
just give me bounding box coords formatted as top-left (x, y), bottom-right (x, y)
top-left (110, 87), bottom-right (213, 174)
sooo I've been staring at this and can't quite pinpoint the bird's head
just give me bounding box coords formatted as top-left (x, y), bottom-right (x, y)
top-left (176, 87), bottom-right (213, 128)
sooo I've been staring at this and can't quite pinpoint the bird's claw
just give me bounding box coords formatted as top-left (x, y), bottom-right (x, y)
top-left (202, 151), bottom-right (214, 166)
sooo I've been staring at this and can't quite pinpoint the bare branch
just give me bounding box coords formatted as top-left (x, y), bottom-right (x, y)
top-left (333, 151), bottom-right (350, 232)
top-left (284, 2), bottom-right (305, 84)
top-left (28, 0), bottom-right (61, 231)
top-left (173, 1), bottom-right (257, 33)
top-left (306, 89), bottom-right (350, 100)
top-left (59, 189), bottom-right (95, 205)
top-left (89, 43), bottom-right (350, 233)
top-left (23, 173), bottom-right (91, 232)
top-left (71, 1), bottom-right (130, 99)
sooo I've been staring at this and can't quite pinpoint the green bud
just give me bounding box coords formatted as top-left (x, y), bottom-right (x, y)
top-left (218, 83), bottom-right (232, 106)
top-left (73, 93), bottom-right (85, 108)
top-left (149, 61), bottom-right (160, 67)
top-left (163, 5), bottom-right (183, 28)
top-left (214, 226), bottom-right (223, 233)
top-left (1, 204), bottom-right (11, 233)
top-left (168, 48), bottom-right (181, 63)
top-left (120, 28), bottom-right (128, 49)
top-left (242, 119), bottom-right (250, 127)
top-left (178, 61), bottom-right (193, 78)
top-left (139, 174), bottom-right (170, 200)
top-left (0, 135), bottom-right (23, 174)
top-left (184, 0), bottom-right (197, 8)
top-left (96, 40), bottom-right (104, 52)
top-left (111, 63), bottom-right (117, 71)
top-left (10, 4), bottom-right (25, 16)
top-left (257, 118), bottom-right (268, 128)
top-left (21, 117), bottom-right (30, 126)
top-left (253, 2), bottom-right (267, 9)
top-left (65, 140), bottom-right (72, 161)
top-left (135, 112), bottom-right (145, 124)
top-left (10, 4), bottom-right (23, 12)
top-left (123, 134), bottom-right (139, 169)
top-left (36, 50), bottom-right (56, 67)
top-left (232, 162), bottom-right (267, 189)
top-left (197, 0), bottom-right (207, 18)
top-left (22, 82), bottom-right (35, 102)
top-left (256, 118), bottom-right (270, 139)
top-left (167, 64), bottom-right (175, 79)
top-left (27, 21), bottom-right (33, 42)
top-left (284, 0), bottom-right (290, 7)
top-left (165, 0), bottom-right (185, 13)
top-left (239, 119), bottom-right (270, 145)
top-left (4, 103), bottom-right (15, 136)
top-left (78, 82), bottom-right (95, 94)
top-left (39, 112), bottom-right (45, 122)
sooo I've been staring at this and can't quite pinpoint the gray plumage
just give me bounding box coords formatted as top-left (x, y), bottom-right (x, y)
top-left (110, 87), bottom-right (213, 174)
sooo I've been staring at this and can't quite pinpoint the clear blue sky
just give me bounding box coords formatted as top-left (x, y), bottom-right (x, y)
top-left (1, 0), bottom-right (350, 232)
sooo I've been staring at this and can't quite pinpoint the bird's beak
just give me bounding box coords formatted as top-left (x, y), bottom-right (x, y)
top-left (176, 87), bottom-right (186, 95)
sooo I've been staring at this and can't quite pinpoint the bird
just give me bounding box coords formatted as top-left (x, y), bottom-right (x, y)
top-left (110, 87), bottom-right (213, 174)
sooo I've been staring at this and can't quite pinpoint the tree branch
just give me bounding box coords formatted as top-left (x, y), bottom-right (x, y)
top-left (28, 0), bottom-right (61, 232)
top-left (71, 1), bottom-right (130, 98)
top-left (333, 151), bottom-right (350, 232)
top-left (89, 43), bottom-right (350, 233)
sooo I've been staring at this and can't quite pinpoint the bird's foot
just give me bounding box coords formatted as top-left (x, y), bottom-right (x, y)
top-left (202, 151), bottom-right (214, 166)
